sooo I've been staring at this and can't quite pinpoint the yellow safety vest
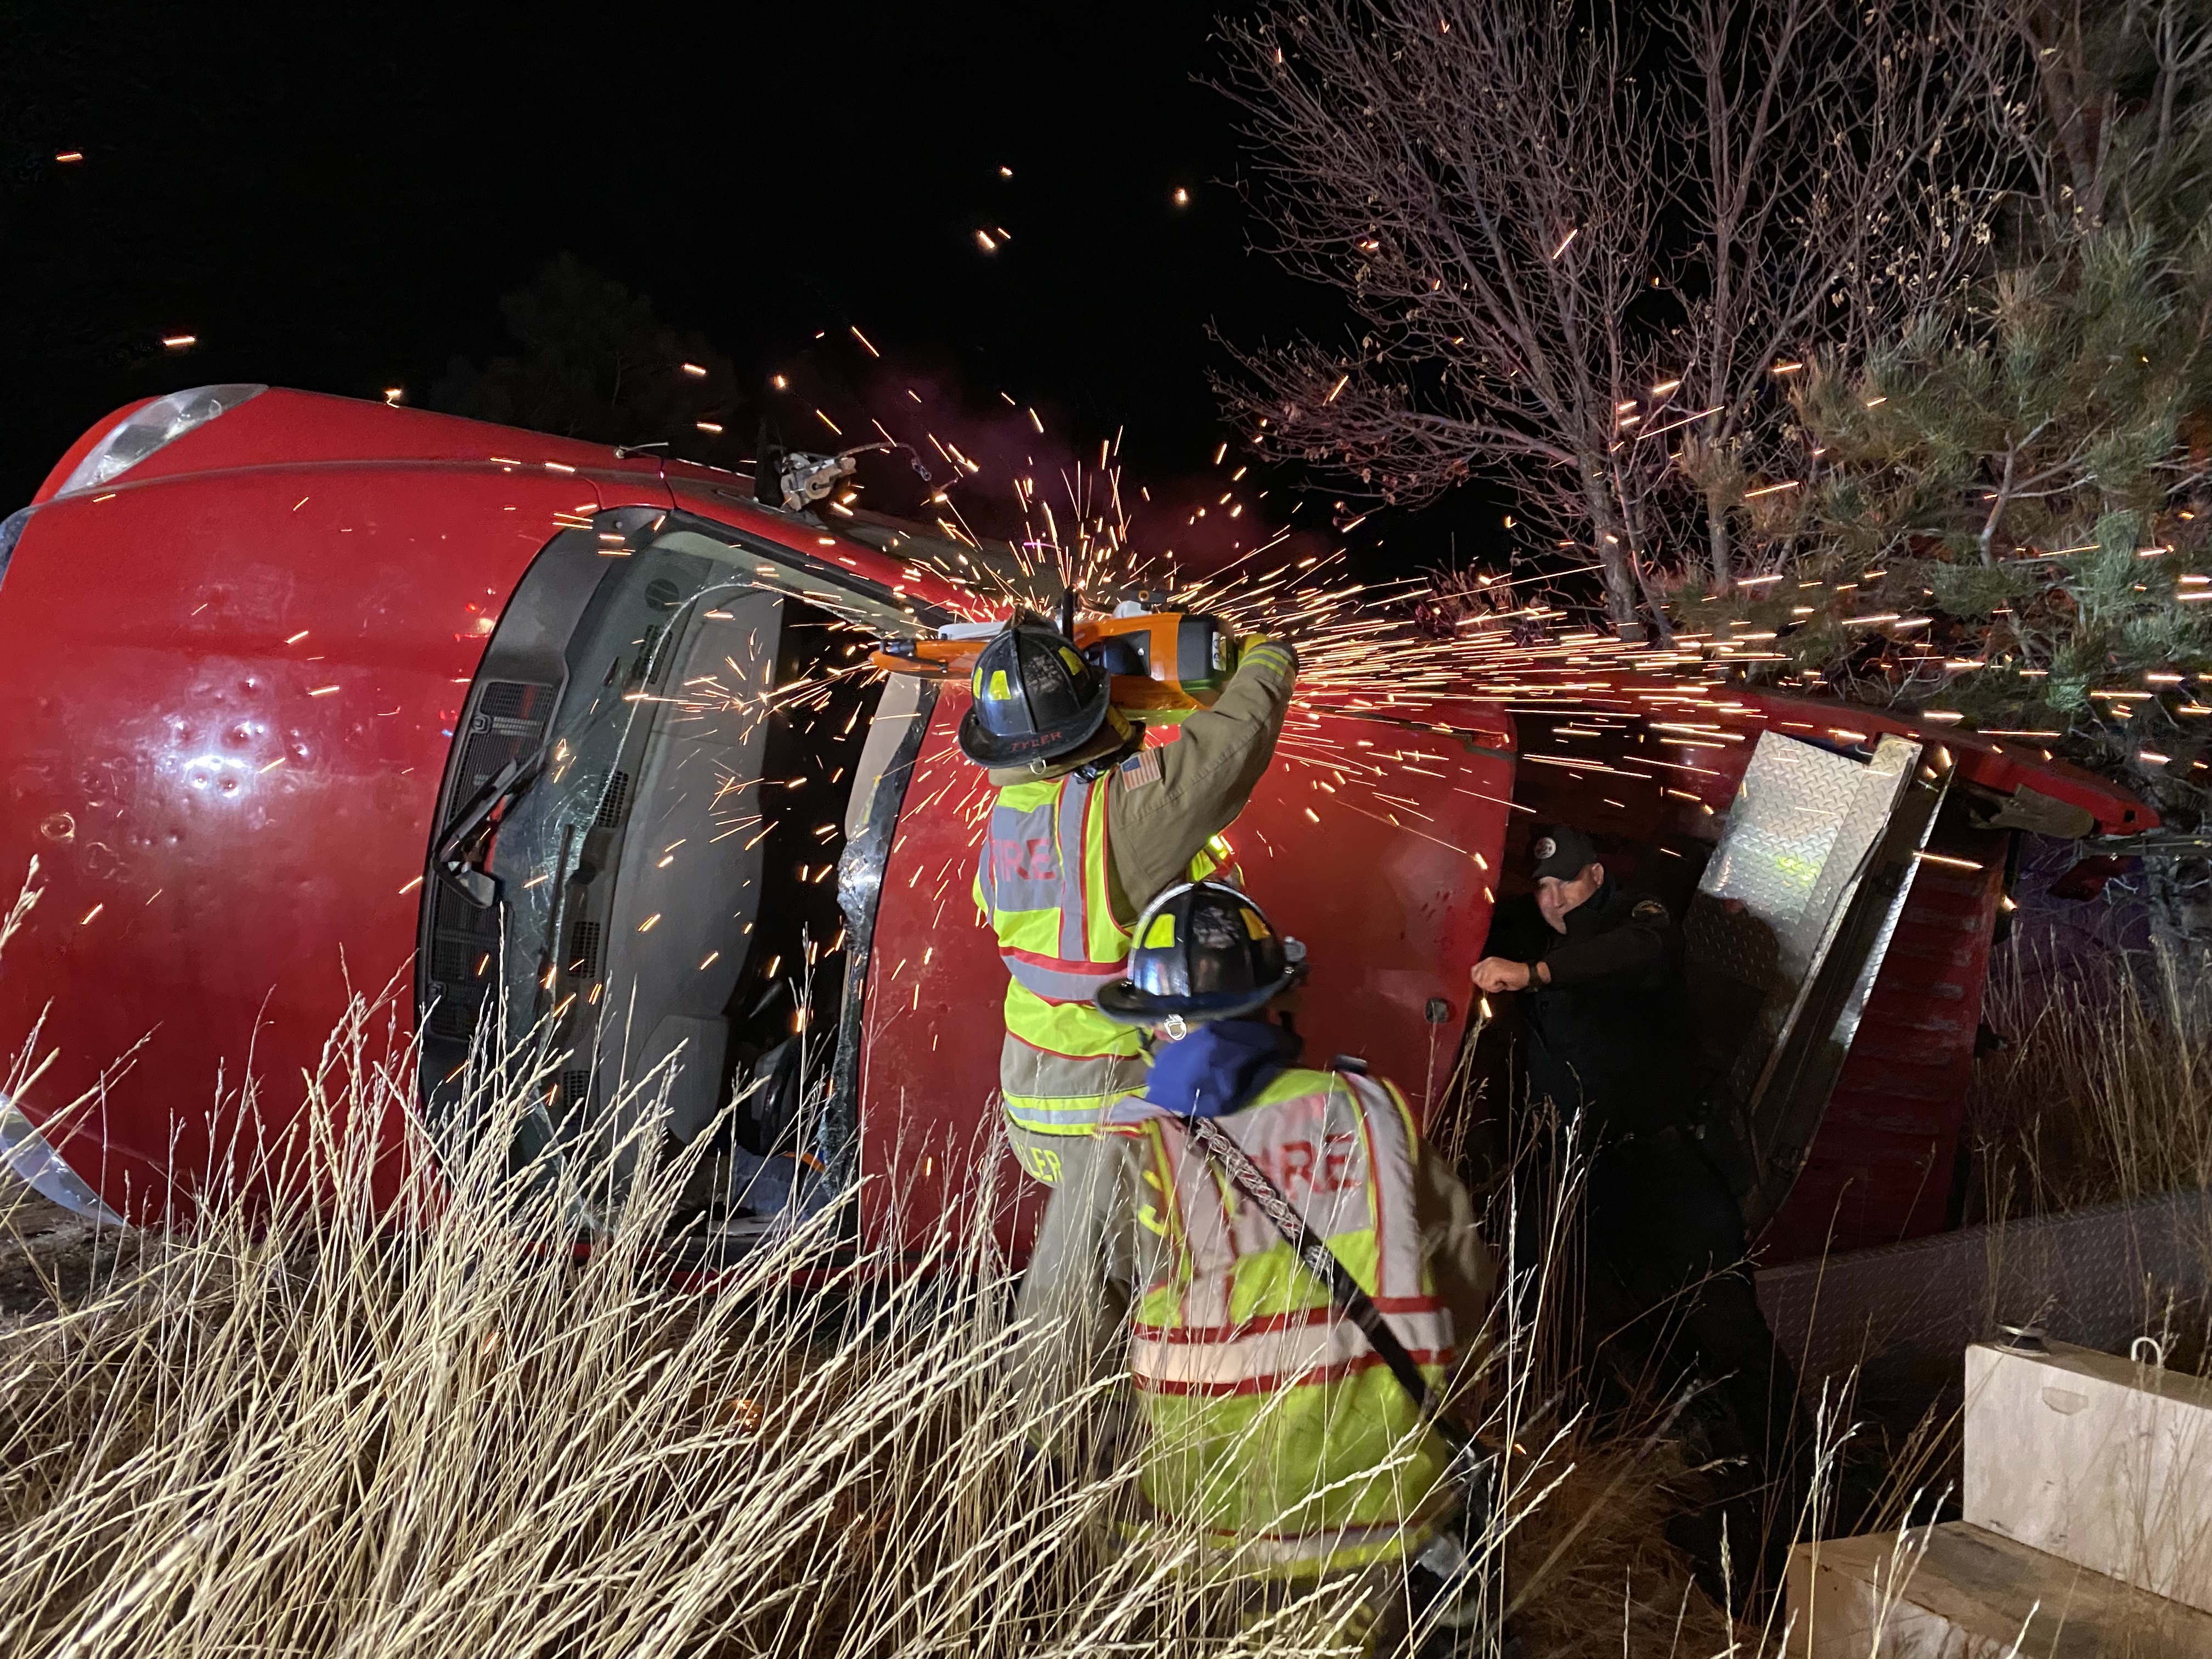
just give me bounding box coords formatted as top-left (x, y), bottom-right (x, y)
top-left (974, 769), bottom-right (1221, 1136)
top-left (1103, 1068), bottom-right (1459, 1575)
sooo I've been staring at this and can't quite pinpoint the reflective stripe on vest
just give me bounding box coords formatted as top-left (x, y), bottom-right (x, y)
top-left (976, 774), bottom-right (1118, 1003)
top-left (1107, 1069), bottom-right (1457, 1572)
top-left (975, 770), bottom-right (1226, 1135)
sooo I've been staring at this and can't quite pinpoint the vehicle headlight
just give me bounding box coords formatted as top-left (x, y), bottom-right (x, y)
top-left (55, 382), bottom-right (267, 498)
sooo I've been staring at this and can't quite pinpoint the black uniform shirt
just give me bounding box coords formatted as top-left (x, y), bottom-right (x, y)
top-left (1483, 876), bottom-right (1699, 1138)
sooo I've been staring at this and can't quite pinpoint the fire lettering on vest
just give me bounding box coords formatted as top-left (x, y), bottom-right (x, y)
top-left (1321, 1131), bottom-right (1361, 1192)
top-left (1257, 1132), bottom-right (1365, 1197)
top-left (997, 836), bottom-right (1057, 882)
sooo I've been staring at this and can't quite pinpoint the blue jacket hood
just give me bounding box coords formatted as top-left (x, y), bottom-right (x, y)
top-left (1144, 1018), bottom-right (1303, 1118)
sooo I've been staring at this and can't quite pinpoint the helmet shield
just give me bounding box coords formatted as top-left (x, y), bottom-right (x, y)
top-left (956, 618), bottom-right (1113, 767)
top-left (1094, 880), bottom-right (1304, 1025)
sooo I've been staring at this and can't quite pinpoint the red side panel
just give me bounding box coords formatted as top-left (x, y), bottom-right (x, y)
top-left (1763, 811), bottom-right (2005, 1259)
top-left (1239, 708), bottom-right (1513, 1110)
top-left (850, 701), bottom-right (1007, 1256)
top-left (854, 693), bottom-right (1516, 1259)
top-left (0, 458), bottom-right (606, 1220)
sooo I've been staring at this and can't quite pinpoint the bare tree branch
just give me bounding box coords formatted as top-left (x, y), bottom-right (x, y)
top-left (1214, 0), bottom-right (1660, 628)
top-left (1215, 0), bottom-right (2000, 630)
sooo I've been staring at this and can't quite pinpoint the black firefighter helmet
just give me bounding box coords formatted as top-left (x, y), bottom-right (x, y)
top-left (955, 614), bottom-right (1116, 768)
top-left (1095, 880), bottom-right (1307, 1027)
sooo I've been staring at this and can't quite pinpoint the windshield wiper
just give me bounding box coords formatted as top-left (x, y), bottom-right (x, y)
top-left (432, 752), bottom-right (545, 907)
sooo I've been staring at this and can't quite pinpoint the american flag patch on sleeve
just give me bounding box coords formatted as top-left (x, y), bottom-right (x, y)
top-left (1119, 747), bottom-right (1164, 789)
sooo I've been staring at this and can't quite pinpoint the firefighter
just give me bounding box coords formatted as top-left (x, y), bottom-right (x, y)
top-left (1471, 824), bottom-right (1806, 1599)
top-left (1017, 881), bottom-right (1497, 1652)
top-left (963, 615), bottom-right (1296, 1184)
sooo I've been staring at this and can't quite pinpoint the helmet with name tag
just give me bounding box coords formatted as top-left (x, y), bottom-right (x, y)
top-left (956, 615), bottom-right (1114, 768)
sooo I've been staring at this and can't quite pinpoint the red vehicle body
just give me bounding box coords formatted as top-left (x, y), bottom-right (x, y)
top-left (0, 387), bottom-right (2152, 1264)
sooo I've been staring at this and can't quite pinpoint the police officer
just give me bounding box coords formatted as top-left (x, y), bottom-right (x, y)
top-left (1018, 881), bottom-right (1497, 1652)
top-left (1471, 825), bottom-right (1805, 1600)
top-left (962, 614), bottom-right (1296, 1184)
top-left (1470, 825), bottom-right (1698, 1135)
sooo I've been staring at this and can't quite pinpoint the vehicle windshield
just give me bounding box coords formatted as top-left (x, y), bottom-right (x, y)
top-left (421, 508), bottom-right (933, 1242)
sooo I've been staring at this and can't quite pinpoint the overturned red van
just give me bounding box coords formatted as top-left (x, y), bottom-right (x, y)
top-left (0, 386), bottom-right (2151, 1263)
top-left (0, 387), bottom-right (1511, 1257)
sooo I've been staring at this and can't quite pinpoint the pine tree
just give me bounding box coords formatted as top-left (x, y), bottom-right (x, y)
top-left (1699, 1), bottom-right (2212, 975)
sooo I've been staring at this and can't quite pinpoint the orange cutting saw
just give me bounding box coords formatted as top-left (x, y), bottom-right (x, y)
top-left (871, 597), bottom-right (1242, 719)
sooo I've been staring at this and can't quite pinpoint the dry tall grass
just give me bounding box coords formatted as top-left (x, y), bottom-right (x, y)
top-left (0, 989), bottom-right (1879, 1657)
top-left (1965, 945), bottom-right (2212, 1224)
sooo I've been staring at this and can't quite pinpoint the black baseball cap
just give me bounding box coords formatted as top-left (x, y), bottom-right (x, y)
top-left (1529, 824), bottom-right (1600, 882)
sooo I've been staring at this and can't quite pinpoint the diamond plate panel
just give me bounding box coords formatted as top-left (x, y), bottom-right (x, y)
top-left (1758, 1187), bottom-right (2212, 1428)
top-left (1688, 731), bottom-right (1921, 1135)
top-left (1792, 733), bottom-right (1917, 967)
top-left (1700, 733), bottom-right (1867, 927)
top-left (1683, 896), bottom-right (1788, 1007)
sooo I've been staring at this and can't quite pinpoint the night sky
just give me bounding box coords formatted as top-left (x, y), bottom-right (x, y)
top-left (3, 2), bottom-right (1507, 582)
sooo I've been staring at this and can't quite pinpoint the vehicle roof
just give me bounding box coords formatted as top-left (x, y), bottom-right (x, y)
top-left (32, 388), bottom-right (977, 621)
top-left (40, 387), bottom-right (2154, 839)
top-left (1726, 684), bottom-right (2153, 832)
top-left (1389, 674), bottom-right (2157, 836)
